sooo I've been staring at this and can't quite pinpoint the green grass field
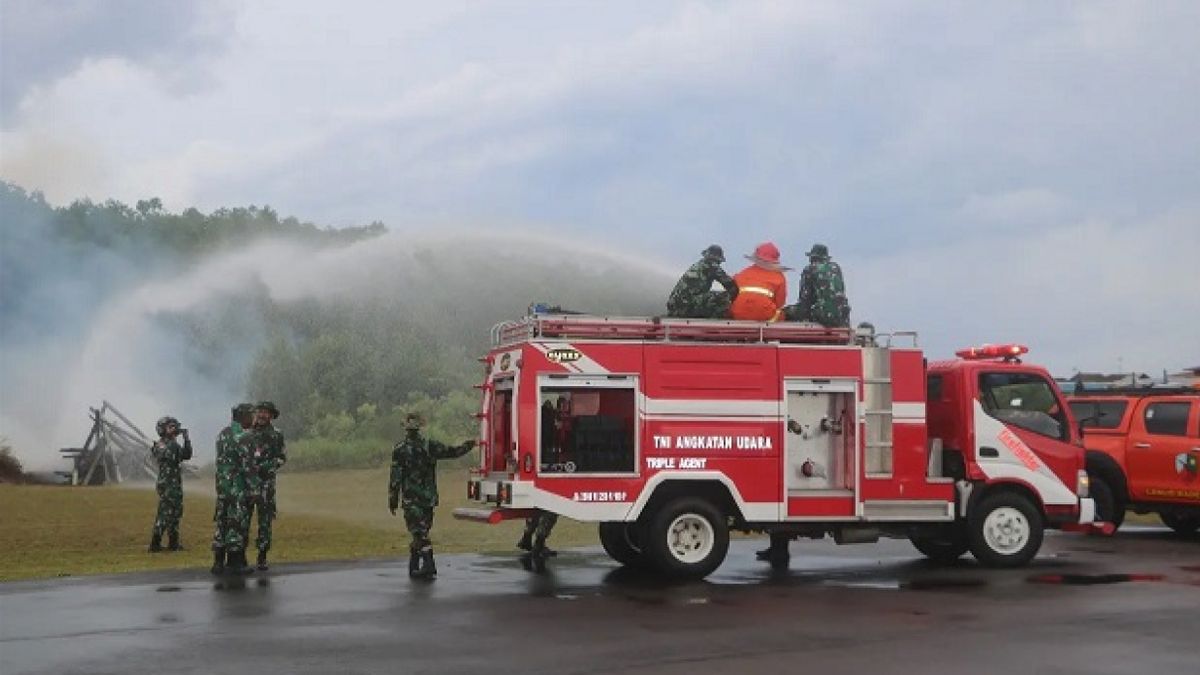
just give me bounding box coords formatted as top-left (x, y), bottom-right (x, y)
top-left (0, 469), bottom-right (1156, 582)
top-left (0, 468), bottom-right (598, 582)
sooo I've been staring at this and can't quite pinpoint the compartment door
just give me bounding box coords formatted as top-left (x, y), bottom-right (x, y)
top-left (784, 379), bottom-right (857, 517)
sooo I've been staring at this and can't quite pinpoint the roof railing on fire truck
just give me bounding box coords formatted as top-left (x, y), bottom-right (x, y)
top-left (491, 313), bottom-right (859, 348)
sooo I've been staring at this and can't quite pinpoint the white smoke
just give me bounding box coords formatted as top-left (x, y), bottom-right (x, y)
top-left (1, 228), bottom-right (674, 469)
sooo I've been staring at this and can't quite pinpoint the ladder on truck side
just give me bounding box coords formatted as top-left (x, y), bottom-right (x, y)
top-left (858, 331), bottom-right (919, 480)
top-left (863, 346), bottom-right (893, 477)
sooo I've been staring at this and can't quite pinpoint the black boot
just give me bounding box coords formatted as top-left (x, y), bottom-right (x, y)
top-left (756, 534), bottom-right (791, 568)
top-left (408, 551), bottom-right (421, 577)
top-left (211, 548), bottom-right (226, 576)
top-left (531, 538), bottom-right (557, 558)
top-left (168, 532), bottom-right (184, 551)
top-left (256, 549), bottom-right (269, 571)
top-left (517, 531), bottom-right (533, 552)
top-left (411, 550), bottom-right (437, 580)
top-left (226, 549), bottom-right (252, 575)
top-left (148, 533), bottom-right (163, 553)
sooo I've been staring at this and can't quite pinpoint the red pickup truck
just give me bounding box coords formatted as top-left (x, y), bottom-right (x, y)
top-left (1068, 390), bottom-right (1200, 534)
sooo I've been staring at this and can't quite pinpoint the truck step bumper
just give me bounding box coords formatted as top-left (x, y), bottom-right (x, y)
top-left (1056, 498), bottom-right (1115, 535)
top-left (1061, 521), bottom-right (1117, 536)
top-left (452, 507), bottom-right (538, 524)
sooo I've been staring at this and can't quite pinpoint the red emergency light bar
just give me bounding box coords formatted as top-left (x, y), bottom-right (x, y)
top-left (955, 343), bottom-right (1029, 361)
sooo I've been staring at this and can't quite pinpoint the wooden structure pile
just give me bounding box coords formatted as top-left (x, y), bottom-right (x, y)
top-left (60, 401), bottom-right (167, 485)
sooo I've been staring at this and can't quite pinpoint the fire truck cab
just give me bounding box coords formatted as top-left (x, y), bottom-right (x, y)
top-left (455, 314), bottom-right (1100, 580)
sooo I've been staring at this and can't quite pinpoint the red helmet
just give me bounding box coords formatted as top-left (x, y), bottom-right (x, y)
top-left (747, 242), bottom-right (782, 266)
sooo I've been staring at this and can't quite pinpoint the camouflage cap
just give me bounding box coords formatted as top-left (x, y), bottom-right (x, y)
top-left (701, 244), bottom-right (725, 262)
top-left (256, 401), bottom-right (280, 419)
top-left (233, 402), bottom-right (256, 418)
top-left (806, 243), bottom-right (830, 260)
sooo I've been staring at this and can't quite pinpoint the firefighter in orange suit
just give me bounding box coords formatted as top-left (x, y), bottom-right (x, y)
top-left (730, 242), bottom-right (789, 321)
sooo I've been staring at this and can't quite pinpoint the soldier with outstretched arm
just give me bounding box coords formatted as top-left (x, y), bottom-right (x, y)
top-left (388, 413), bottom-right (476, 579)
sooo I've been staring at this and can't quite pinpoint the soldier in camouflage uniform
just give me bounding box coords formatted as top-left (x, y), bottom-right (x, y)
top-left (388, 413), bottom-right (476, 579)
top-left (248, 401), bottom-right (287, 571)
top-left (211, 403), bottom-right (256, 575)
top-left (783, 243), bottom-right (851, 327)
top-left (148, 416), bottom-right (192, 552)
top-left (666, 245), bottom-right (739, 318)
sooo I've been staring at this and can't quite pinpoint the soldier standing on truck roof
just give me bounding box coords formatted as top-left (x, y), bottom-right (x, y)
top-left (248, 401), bottom-right (287, 571)
top-left (666, 245), bottom-right (739, 319)
top-left (783, 243), bottom-right (850, 327)
top-left (730, 242), bottom-right (789, 321)
top-left (388, 413), bottom-right (476, 579)
top-left (148, 416), bottom-right (192, 553)
top-left (212, 403), bottom-right (256, 576)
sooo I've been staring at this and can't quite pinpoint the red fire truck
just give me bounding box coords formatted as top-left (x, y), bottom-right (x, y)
top-left (454, 314), bottom-right (1102, 579)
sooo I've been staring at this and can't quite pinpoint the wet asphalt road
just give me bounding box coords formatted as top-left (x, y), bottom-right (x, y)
top-left (1, 527), bottom-right (1197, 675)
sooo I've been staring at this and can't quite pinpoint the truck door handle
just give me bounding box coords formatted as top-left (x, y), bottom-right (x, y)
top-left (1133, 442), bottom-right (1151, 449)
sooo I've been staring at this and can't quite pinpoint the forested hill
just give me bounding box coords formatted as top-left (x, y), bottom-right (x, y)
top-left (0, 182), bottom-right (669, 468)
top-left (2, 181), bottom-right (383, 323)
top-left (2, 181), bottom-right (381, 263)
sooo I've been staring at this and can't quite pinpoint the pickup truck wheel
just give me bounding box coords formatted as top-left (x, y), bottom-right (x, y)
top-left (967, 492), bottom-right (1044, 568)
top-left (598, 522), bottom-right (646, 568)
top-left (1089, 476), bottom-right (1125, 530)
top-left (910, 529), bottom-right (970, 564)
top-left (644, 497), bottom-right (729, 580)
top-left (1159, 512), bottom-right (1200, 535)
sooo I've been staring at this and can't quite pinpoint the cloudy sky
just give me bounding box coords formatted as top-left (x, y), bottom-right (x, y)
top-left (2, 0), bottom-right (1197, 375)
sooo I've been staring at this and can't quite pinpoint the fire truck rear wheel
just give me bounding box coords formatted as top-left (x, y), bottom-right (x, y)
top-left (1159, 512), bottom-right (1200, 535)
top-left (967, 492), bottom-right (1043, 568)
top-left (644, 497), bottom-right (729, 580)
top-left (598, 522), bottom-right (646, 568)
top-left (909, 530), bottom-right (970, 564)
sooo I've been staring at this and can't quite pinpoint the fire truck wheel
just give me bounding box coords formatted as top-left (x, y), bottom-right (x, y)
top-left (1089, 476), bottom-right (1124, 530)
top-left (598, 522), bottom-right (646, 568)
top-left (909, 530), bottom-right (969, 564)
top-left (644, 498), bottom-right (729, 580)
top-left (967, 492), bottom-right (1043, 568)
top-left (1159, 512), bottom-right (1200, 535)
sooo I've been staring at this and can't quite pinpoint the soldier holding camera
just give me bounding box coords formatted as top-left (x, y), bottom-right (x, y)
top-left (148, 416), bottom-right (192, 552)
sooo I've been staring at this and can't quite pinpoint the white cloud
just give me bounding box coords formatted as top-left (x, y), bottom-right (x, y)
top-left (0, 0), bottom-right (237, 118)
top-left (850, 206), bottom-right (1200, 375)
top-left (1, 0), bottom-right (1197, 375)
top-left (959, 189), bottom-right (1077, 227)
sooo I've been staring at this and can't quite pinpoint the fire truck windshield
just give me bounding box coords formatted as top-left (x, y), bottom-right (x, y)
top-left (979, 372), bottom-right (1068, 441)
